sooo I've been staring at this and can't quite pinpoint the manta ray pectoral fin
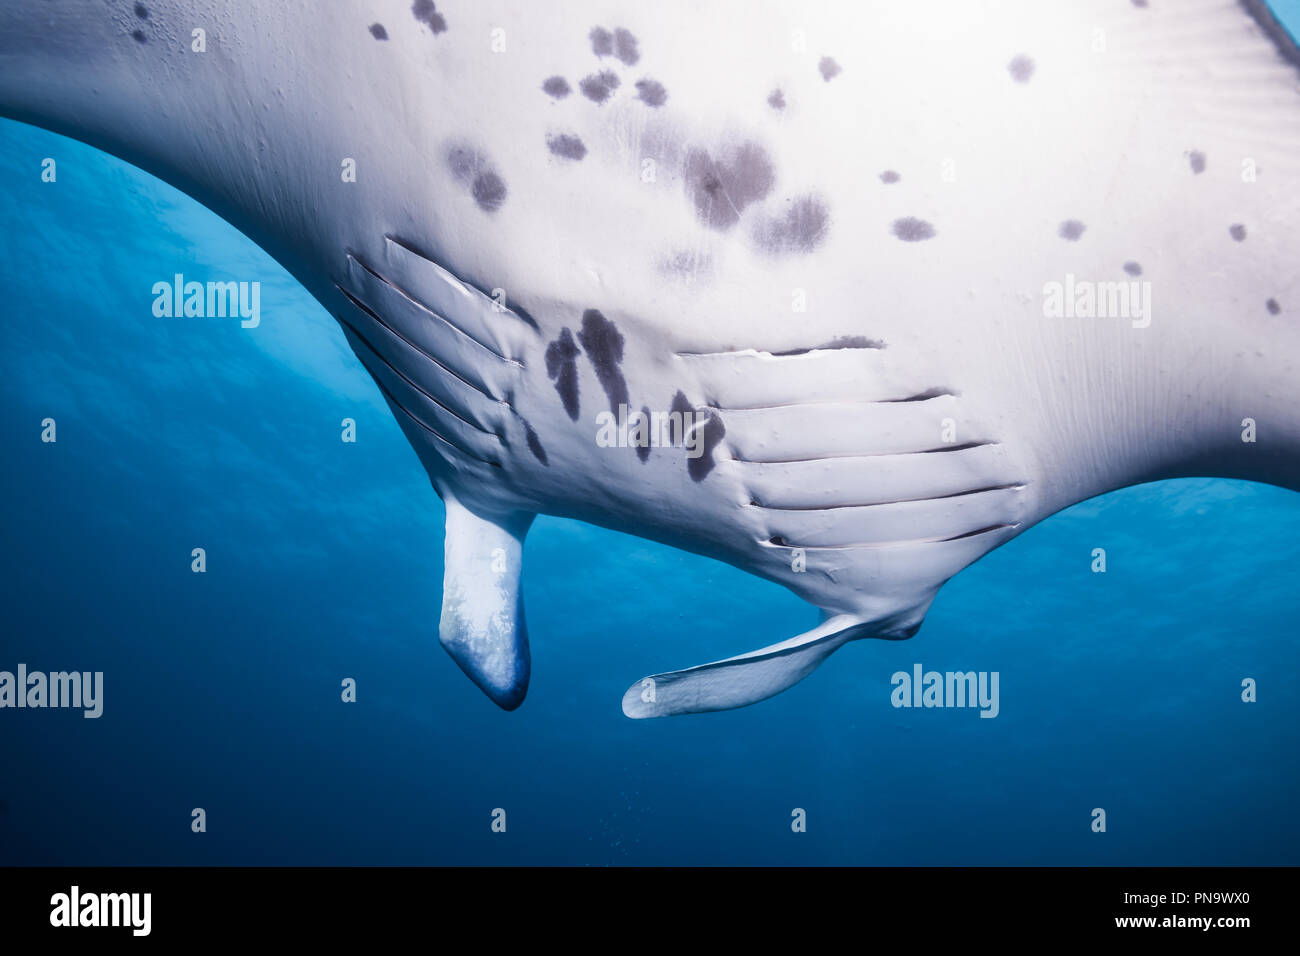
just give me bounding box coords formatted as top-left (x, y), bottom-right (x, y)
top-left (621, 614), bottom-right (875, 719)
top-left (438, 498), bottom-right (534, 710)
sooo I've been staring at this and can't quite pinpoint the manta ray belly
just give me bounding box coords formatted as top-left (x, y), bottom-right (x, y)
top-left (2, 0), bottom-right (1297, 718)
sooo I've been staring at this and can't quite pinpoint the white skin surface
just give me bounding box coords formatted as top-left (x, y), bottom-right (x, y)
top-left (2, 0), bottom-right (1297, 713)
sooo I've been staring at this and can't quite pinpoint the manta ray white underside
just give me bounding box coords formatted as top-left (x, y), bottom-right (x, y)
top-left (1, 0), bottom-right (1297, 717)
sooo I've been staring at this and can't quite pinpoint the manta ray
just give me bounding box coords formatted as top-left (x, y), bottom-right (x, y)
top-left (2, 1), bottom-right (1297, 717)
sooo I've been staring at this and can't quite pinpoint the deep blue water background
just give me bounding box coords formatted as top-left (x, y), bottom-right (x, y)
top-left (3, 7), bottom-right (1300, 863)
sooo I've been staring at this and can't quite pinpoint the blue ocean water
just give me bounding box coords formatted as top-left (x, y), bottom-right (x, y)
top-left (3, 8), bottom-right (1300, 865)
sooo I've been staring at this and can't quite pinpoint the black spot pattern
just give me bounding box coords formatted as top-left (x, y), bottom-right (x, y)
top-left (131, 29), bottom-right (146, 43)
top-left (447, 145), bottom-right (507, 213)
top-left (879, 170), bottom-right (900, 184)
top-left (892, 217), bottom-right (936, 241)
top-left (447, 146), bottom-right (477, 180)
top-left (669, 388), bottom-right (723, 480)
top-left (767, 89), bottom-right (786, 110)
top-left (684, 142), bottom-right (775, 230)
top-left (1230, 223), bottom-right (1247, 241)
top-left (1059, 219), bottom-right (1086, 241)
top-left (688, 410), bottom-right (726, 482)
top-left (636, 406), bottom-right (652, 462)
top-left (1123, 261), bottom-right (1143, 276)
top-left (614, 28), bottom-right (640, 65)
top-left (544, 329), bottom-right (581, 421)
top-left (579, 71), bottom-right (621, 104)
top-left (754, 195), bottom-right (830, 254)
top-left (1189, 150), bottom-right (1206, 174)
top-left (542, 76), bottom-right (571, 98)
top-left (547, 134), bottom-right (587, 160)
top-left (412, 0), bottom-right (447, 34)
top-left (523, 421), bottom-right (549, 465)
top-left (1008, 55), bottom-right (1035, 83)
top-left (670, 390), bottom-right (693, 422)
top-left (1267, 298), bottom-right (1281, 315)
top-left (577, 309), bottom-right (629, 413)
top-left (818, 56), bottom-right (842, 81)
top-left (472, 173), bottom-right (507, 211)
top-left (369, 23), bottom-right (389, 40)
top-left (590, 26), bottom-right (613, 56)
top-left (134, 3), bottom-right (149, 18)
top-left (635, 79), bottom-right (668, 107)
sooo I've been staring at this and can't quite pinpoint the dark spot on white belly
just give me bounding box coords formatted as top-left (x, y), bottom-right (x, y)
top-left (590, 26), bottom-right (614, 56)
top-left (892, 217), bottom-right (936, 241)
top-left (542, 76), bottom-right (571, 98)
top-left (754, 195), bottom-right (830, 254)
top-left (1008, 55), bottom-right (1034, 83)
top-left (523, 421), bottom-right (549, 465)
top-left (544, 329), bottom-right (581, 421)
top-left (411, 0), bottom-right (447, 34)
top-left (472, 172), bottom-right (507, 212)
top-left (547, 133), bottom-right (587, 160)
top-left (689, 411), bottom-right (726, 482)
top-left (579, 70), bottom-right (621, 103)
top-left (635, 78), bottom-right (668, 107)
top-left (614, 28), bottom-right (640, 65)
top-left (577, 310), bottom-right (629, 413)
top-left (685, 142), bottom-right (776, 230)
top-left (446, 144), bottom-right (507, 212)
top-left (636, 406), bottom-right (652, 462)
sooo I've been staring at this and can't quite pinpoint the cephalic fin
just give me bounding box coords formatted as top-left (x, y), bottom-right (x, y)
top-left (621, 614), bottom-right (873, 718)
top-left (438, 498), bottom-right (533, 710)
